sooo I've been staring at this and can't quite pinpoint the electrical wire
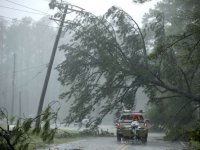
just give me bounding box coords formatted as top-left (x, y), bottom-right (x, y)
top-left (0, 15), bottom-right (59, 28)
top-left (15, 63), bottom-right (48, 73)
top-left (17, 66), bottom-right (47, 89)
top-left (0, 5), bottom-right (48, 15)
top-left (3, 0), bottom-right (50, 15)
top-left (0, 66), bottom-right (47, 94)
top-left (0, 63), bottom-right (48, 78)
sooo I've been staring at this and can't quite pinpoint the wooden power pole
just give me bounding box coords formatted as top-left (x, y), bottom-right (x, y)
top-left (36, 1), bottom-right (85, 127)
top-left (11, 53), bottom-right (16, 117)
top-left (36, 4), bottom-right (68, 127)
top-left (19, 91), bottom-right (22, 119)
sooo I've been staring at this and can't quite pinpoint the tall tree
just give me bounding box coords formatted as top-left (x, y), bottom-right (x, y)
top-left (57, 0), bottom-right (200, 127)
top-left (142, 0), bottom-right (200, 134)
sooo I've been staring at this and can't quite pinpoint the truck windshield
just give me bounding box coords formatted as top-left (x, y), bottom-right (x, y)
top-left (120, 115), bottom-right (133, 120)
top-left (120, 114), bottom-right (144, 121)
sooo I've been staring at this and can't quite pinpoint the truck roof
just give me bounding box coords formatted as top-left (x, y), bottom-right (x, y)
top-left (121, 112), bottom-right (143, 115)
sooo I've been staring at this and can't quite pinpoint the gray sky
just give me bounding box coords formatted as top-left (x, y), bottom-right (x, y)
top-left (0, 0), bottom-right (49, 19)
top-left (0, 0), bottom-right (158, 25)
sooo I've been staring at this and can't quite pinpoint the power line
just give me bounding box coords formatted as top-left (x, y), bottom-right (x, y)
top-left (3, 0), bottom-right (50, 15)
top-left (0, 66), bottom-right (47, 94)
top-left (0, 15), bottom-right (59, 28)
top-left (15, 63), bottom-right (48, 74)
top-left (17, 66), bottom-right (47, 89)
top-left (0, 5), bottom-right (48, 15)
top-left (0, 63), bottom-right (48, 78)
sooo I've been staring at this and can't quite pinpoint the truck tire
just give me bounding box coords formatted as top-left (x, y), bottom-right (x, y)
top-left (117, 133), bottom-right (121, 142)
top-left (142, 134), bottom-right (148, 144)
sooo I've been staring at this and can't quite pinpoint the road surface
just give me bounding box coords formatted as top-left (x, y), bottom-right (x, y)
top-left (39, 133), bottom-right (187, 150)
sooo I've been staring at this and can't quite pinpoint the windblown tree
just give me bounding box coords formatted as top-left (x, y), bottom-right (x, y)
top-left (57, 6), bottom-right (149, 126)
top-left (143, 0), bottom-right (200, 130)
top-left (56, 0), bottom-right (200, 127)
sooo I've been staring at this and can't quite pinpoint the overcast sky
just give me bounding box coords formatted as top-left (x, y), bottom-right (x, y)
top-left (0, 0), bottom-right (159, 25)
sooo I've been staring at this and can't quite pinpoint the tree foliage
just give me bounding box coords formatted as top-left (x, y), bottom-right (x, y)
top-left (56, 0), bottom-right (200, 128)
top-left (143, 0), bottom-right (200, 138)
top-left (132, 0), bottom-right (150, 3)
top-left (57, 6), bottom-right (150, 126)
top-left (0, 103), bottom-right (59, 150)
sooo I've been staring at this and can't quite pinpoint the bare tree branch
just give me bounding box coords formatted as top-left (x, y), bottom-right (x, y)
top-left (0, 127), bottom-right (14, 150)
top-left (188, 39), bottom-right (200, 60)
top-left (151, 80), bottom-right (200, 102)
top-left (153, 95), bottom-right (182, 101)
top-left (166, 33), bottom-right (193, 49)
top-left (177, 66), bottom-right (191, 93)
top-left (116, 6), bottom-right (148, 68)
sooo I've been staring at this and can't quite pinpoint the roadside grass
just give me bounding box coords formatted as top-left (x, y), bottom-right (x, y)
top-left (0, 123), bottom-right (114, 150)
top-left (0, 124), bottom-right (81, 150)
top-left (28, 128), bottom-right (114, 150)
top-left (28, 130), bottom-right (81, 150)
top-left (28, 136), bottom-right (80, 150)
top-left (190, 140), bottom-right (200, 150)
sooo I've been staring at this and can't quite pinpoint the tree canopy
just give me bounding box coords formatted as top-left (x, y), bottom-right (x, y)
top-left (56, 0), bottom-right (200, 127)
top-left (144, 0), bottom-right (200, 133)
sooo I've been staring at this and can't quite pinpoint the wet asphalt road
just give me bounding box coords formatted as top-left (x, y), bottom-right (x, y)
top-left (40, 133), bottom-right (187, 150)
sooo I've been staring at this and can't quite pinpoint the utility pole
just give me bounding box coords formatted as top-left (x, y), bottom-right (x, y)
top-left (19, 91), bottom-right (22, 119)
top-left (11, 53), bottom-right (16, 117)
top-left (36, 4), bottom-right (68, 127)
top-left (36, 1), bottom-right (85, 127)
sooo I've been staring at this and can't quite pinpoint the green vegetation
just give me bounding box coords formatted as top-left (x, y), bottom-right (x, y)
top-left (53, 0), bottom-right (200, 148)
top-left (143, 1), bottom-right (200, 148)
top-left (163, 122), bottom-right (200, 149)
top-left (190, 141), bottom-right (200, 150)
top-left (28, 128), bottom-right (114, 150)
top-left (189, 122), bottom-right (200, 150)
top-left (1, 0), bottom-right (200, 149)
top-left (55, 0), bottom-right (200, 131)
top-left (56, 128), bottom-right (114, 139)
top-left (28, 134), bottom-right (80, 150)
top-left (0, 104), bottom-right (59, 150)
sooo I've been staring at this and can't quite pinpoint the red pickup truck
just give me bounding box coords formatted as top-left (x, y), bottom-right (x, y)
top-left (116, 110), bottom-right (149, 143)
